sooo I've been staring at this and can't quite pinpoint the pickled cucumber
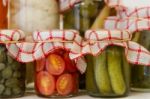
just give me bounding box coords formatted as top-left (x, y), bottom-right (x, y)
top-left (13, 71), bottom-right (21, 78)
top-left (122, 52), bottom-right (130, 89)
top-left (7, 54), bottom-right (14, 64)
top-left (132, 32), bottom-right (141, 42)
top-left (94, 51), bottom-right (112, 94)
top-left (86, 55), bottom-right (98, 93)
top-left (11, 61), bottom-right (21, 71)
top-left (2, 66), bottom-right (13, 79)
top-left (107, 46), bottom-right (126, 95)
top-left (139, 31), bottom-right (150, 49)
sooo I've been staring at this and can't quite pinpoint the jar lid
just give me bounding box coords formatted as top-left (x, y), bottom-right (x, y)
top-left (105, 17), bottom-right (150, 33)
top-left (105, 0), bottom-right (150, 18)
top-left (8, 29), bottom-right (84, 63)
top-left (70, 29), bottom-right (150, 66)
top-left (0, 30), bottom-right (25, 42)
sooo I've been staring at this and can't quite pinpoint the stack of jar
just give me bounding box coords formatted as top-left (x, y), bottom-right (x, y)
top-left (104, 0), bottom-right (150, 92)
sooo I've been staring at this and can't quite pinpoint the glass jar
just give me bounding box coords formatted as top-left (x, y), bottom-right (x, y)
top-left (8, 0), bottom-right (60, 90)
top-left (0, 45), bottom-right (26, 98)
top-left (131, 30), bottom-right (150, 91)
top-left (63, 0), bottom-right (115, 89)
top-left (63, 0), bottom-right (116, 36)
top-left (86, 46), bottom-right (130, 97)
top-left (0, 0), bottom-right (8, 29)
top-left (35, 49), bottom-right (79, 97)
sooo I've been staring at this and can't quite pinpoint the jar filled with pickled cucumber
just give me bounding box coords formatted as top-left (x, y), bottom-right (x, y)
top-left (62, 0), bottom-right (115, 89)
top-left (131, 30), bottom-right (150, 91)
top-left (83, 30), bottom-right (131, 97)
top-left (63, 0), bottom-right (116, 37)
top-left (8, 0), bottom-right (60, 90)
top-left (0, 30), bottom-right (26, 98)
top-left (0, 0), bottom-right (8, 29)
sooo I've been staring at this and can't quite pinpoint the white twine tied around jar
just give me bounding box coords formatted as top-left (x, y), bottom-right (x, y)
top-left (3, 29), bottom-right (86, 74)
top-left (70, 30), bottom-right (150, 66)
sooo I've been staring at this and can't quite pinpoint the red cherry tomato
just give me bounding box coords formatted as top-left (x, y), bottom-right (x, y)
top-left (72, 73), bottom-right (79, 93)
top-left (64, 53), bottom-right (77, 73)
top-left (46, 54), bottom-right (65, 75)
top-left (36, 58), bottom-right (45, 72)
top-left (36, 71), bottom-right (55, 96)
top-left (56, 73), bottom-right (73, 96)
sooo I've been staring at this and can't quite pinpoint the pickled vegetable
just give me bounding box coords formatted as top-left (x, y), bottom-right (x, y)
top-left (107, 46), bottom-right (126, 95)
top-left (94, 51), bottom-right (112, 94)
top-left (0, 45), bottom-right (25, 98)
top-left (86, 55), bottom-right (98, 93)
top-left (35, 50), bottom-right (79, 97)
top-left (131, 31), bottom-right (150, 90)
top-left (86, 46), bottom-right (129, 97)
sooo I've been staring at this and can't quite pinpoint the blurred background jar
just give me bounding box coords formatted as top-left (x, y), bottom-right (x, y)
top-left (131, 30), bottom-right (150, 91)
top-left (8, 0), bottom-right (60, 91)
top-left (35, 49), bottom-right (79, 98)
top-left (0, 0), bottom-right (8, 29)
top-left (86, 46), bottom-right (130, 97)
top-left (0, 45), bottom-right (26, 98)
top-left (62, 0), bottom-right (116, 89)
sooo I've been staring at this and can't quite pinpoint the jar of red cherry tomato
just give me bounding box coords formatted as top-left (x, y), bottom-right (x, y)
top-left (33, 30), bottom-right (82, 97)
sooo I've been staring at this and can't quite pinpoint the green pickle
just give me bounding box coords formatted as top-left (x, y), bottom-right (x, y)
top-left (131, 31), bottom-right (150, 91)
top-left (107, 46), bottom-right (126, 95)
top-left (94, 51), bottom-right (111, 95)
top-left (86, 55), bottom-right (98, 94)
top-left (86, 46), bottom-right (130, 97)
top-left (0, 45), bottom-right (26, 98)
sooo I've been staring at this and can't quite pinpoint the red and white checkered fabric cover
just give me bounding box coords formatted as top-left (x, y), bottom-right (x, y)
top-left (60, 0), bottom-right (81, 12)
top-left (6, 30), bottom-right (86, 73)
top-left (105, 0), bottom-right (150, 18)
top-left (0, 30), bottom-right (25, 42)
top-left (70, 30), bottom-right (150, 66)
top-left (105, 17), bottom-right (150, 33)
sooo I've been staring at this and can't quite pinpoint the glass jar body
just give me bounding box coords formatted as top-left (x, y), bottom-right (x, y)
top-left (131, 30), bottom-right (150, 91)
top-left (35, 49), bottom-right (79, 98)
top-left (63, 0), bottom-right (105, 37)
top-left (0, 45), bottom-right (26, 98)
top-left (8, 0), bottom-right (60, 36)
top-left (0, 0), bottom-right (8, 29)
top-left (86, 46), bottom-right (130, 97)
top-left (8, 0), bottom-right (60, 90)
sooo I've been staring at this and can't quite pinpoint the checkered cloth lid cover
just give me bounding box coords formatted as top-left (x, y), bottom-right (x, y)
top-left (105, 0), bottom-right (150, 18)
top-left (70, 29), bottom-right (150, 66)
top-left (60, 0), bottom-right (81, 12)
top-left (2, 29), bottom-right (86, 73)
top-left (105, 17), bottom-right (150, 33)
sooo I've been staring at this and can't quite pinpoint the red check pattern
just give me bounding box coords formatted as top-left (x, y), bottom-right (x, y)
top-left (70, 30), bottom-right (150, 66)
top-left (105, 17), bottom-right (150, 33)
top-left (60, 0), bottom-right (81, 12)
top-left (4, 30), bottom-right (86, 73)
top-left (105, 0), bottom-right (150, 18)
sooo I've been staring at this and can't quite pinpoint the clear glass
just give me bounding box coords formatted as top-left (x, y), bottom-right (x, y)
top-left (86, 46), bottom-right (130, 97)
top-left (63, 0), bottom-right (115, 89)
top-left (8, 0), bottom-right (60, 91)
top-left (63, 0), bottom-right (116, 37)
top-left (0, 45), bottom-right (26, 98)
top-left (131, 30), bottom-right (150, 91)
top-left (0, 0), bottom-right (7, 29)
top-left (35, 49), bottom-right (79, 98)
